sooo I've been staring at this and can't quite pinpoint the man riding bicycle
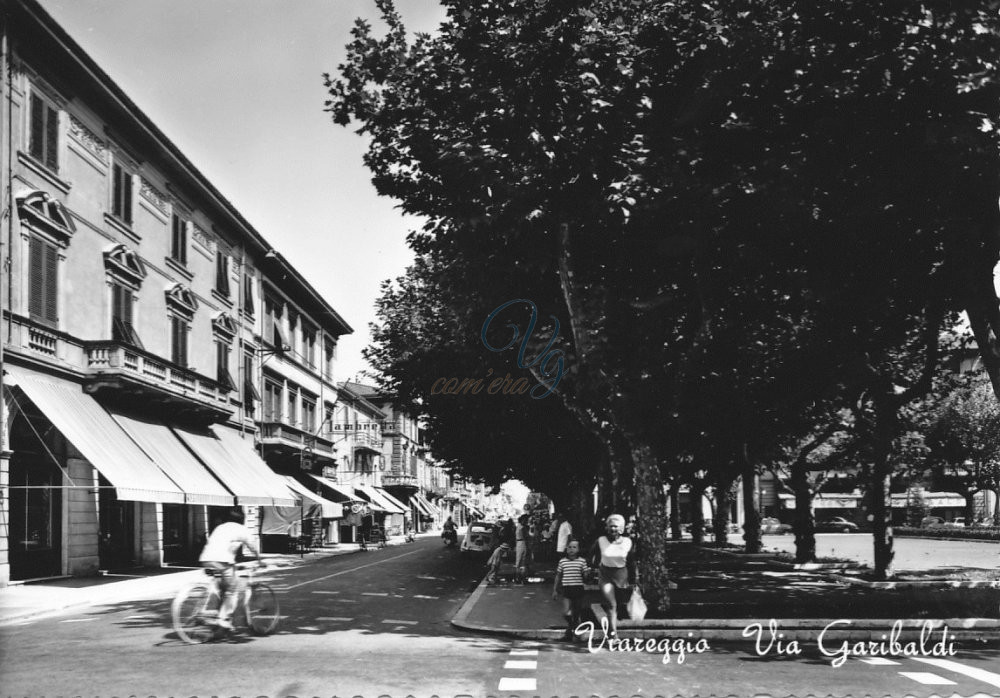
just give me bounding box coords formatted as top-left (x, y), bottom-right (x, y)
top-left (198, 507), bottom-right (260, 630)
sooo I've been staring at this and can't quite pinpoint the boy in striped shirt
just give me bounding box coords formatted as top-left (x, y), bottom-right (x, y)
top-left (552, 539), bottom-right (590, 641)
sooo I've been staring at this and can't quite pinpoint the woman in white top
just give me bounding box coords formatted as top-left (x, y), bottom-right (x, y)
top-left (589, 513), bottom-right (636, 639)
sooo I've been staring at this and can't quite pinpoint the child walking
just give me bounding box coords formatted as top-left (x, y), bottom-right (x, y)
top-left (485, 541), bottom-right (511, 585)
top-left (552, 539), bottom-right (590, 641)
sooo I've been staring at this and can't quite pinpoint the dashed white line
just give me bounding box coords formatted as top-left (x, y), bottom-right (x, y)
top-left (910, 657), bottom-right (1000, 690)
top-left (124, 615), bottom-right (153, 620)
top-left (311, 590), bottom-right (340, 594)
top-left (504, 660), bottom-right (537, 670)
top-left (509, 649), bottom-right (538, 656)
top-left (316, 617), bottom-right (354, 622)
top-left (860, 658), bottom-right (900, 665)
top-left (362, 592), bottom-right (389, 596)
top-left (898, 672), bottom-right (956, 685)
top-left (497, 678), bottom-right (536, 691)
top-left (413, 594), bottom-right (439, 599)
top-left (59, 618), bottom-right (96, 623)
top-left (381, 619), bottom-right (417, 625)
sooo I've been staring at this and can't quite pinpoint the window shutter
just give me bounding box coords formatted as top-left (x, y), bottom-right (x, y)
top-left (29, 236), bottom-right (44, 318)
top-left (30, 94), bottom-right (44, 161)
top-left (113, 164), bottom-right (122, 217)
top-left (42, 241), bottom-right (58, 324)
top-left (123, 172), bottom-right (132, 225)
top-left (45, 105), bottom-right (59, 171)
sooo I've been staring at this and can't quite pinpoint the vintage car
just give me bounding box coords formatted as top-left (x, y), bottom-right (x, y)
top-left (760, 517), bottom-right (792, 535)
top-left (460, 521), bottom-right (498, 554)
top-left (815, 516), bottom-right (859, 533)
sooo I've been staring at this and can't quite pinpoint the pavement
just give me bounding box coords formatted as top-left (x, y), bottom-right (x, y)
top-left (2, 536), bottom-right (999, 645)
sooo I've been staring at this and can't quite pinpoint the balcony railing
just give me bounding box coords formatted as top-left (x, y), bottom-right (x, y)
top-left (261, 422), bottom-right (336, 459)
top-left (83, 340), bottom-right (232, 419)
top-left (381, 472), bottom-right (418, 489)
top-left (349, 430), bottom-right (382, 451)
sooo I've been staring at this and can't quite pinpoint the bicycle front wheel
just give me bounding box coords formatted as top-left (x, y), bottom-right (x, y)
top-left (246, 583), bottom-right (280, 635)
top-left (172, 583), bottom-right (217, 644)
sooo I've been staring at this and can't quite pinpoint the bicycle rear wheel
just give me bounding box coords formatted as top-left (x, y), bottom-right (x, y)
top-left (172, 583), bottom-right (218, 644)
top-left (246, 583), bottom-right (280, 635)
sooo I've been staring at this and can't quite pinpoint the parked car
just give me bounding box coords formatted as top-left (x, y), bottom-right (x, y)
top-left (760, 517), bottom-right (792, 535)
top-left (944, 517), bottom-right (966, 529)
top-left (921, 516), bottom-right (947, 529)
top-left (460, 521), bottom-right (498, 554)
top-left (815, 516), bottom-right (859, 533)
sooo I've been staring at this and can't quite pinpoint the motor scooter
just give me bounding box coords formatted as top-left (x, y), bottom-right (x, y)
top-left (442, 528), bottom-right (458, 547)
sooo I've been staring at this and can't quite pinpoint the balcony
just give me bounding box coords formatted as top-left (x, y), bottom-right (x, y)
top-left (260, 421), bottom-right (337, 466)
top-left (380, 419), bottom-right (404, 434)
top-left (381, 471), bottom-right (418, 491)
top-left (348, 430), bottom-right (382, 453)
top-left (83, 341), bottom-right (233, 421)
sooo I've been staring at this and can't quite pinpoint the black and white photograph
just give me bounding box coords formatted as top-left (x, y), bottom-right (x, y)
top-left (1, 1), bottom-right (999, 696)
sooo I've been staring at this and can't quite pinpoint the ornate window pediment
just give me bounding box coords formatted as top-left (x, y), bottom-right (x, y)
top-left (103, 243), bottom-right (146, 288)
top-left (165, 282), bottom-right (198, 318)
top-left (16, 189), bottom-right (75, 245)
top-left (211, 311), bottom-right (238, 339)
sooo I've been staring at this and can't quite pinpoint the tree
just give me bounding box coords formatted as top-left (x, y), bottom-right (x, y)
top-left (327, 0), bottom-right (1000, 602)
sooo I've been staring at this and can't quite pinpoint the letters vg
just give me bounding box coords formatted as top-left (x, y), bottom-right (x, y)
top-left (480, 299), bottom-right (566, 399)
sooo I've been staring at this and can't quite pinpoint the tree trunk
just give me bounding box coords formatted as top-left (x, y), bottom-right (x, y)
top-left (668, 481), bottom-right (682, 540)
top-left (630, 441), bottom-right (670, 613)
top-left (870, 402), bottom-right (896, 580)
top-left (964, 492), bottom-right (976, 526)
top-left (742, 465), bottom-right (762, 554)
top-left (791, 461), bottom-right (817, 564)
top-left (690, 481), bottom-right (706, 546)
top-left (713, 474), bottom-right (735, 546)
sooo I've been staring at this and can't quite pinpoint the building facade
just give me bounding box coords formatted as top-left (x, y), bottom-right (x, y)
top-left (0, 0), bottom-right (352, 585)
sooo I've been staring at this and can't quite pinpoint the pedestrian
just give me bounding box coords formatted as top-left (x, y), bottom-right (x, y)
top-left (552, 538), bottom-right (590, 641)
top-left (485, 540), bottom-right (510, 585)
top-left (589, 513), bottom-right (636, 640)
top-left (514, 514), bottom-right (530, 584)
top-left (556, 515), bottom-right (573, 559)
top-left (198, 507), bottom-right (260, 630)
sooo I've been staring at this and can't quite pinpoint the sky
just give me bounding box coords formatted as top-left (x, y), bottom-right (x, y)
top-left (38, 0), bottom-right (449, 384)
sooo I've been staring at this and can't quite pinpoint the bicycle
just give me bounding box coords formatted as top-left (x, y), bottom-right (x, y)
top-left (171, 561), bottom-right (280, 644)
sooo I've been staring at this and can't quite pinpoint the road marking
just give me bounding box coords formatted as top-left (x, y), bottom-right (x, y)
top-left (860, 658), bottom-right (900, 665)
top-left (899, 672), bottom-right (956, 685)
top-left (59, 618), bottom-right (96, 623)
top-left (362, 592), bottom-right (389, 596)
top-left (285, 547), bottom-right (425, 590)
top-left (317, 617), bottom-right (354, 622)
top-left (498, 678), bottom-right (536, 691)
top-left (504, 660), bottom-right (537, 670)
top-left (124, 615), bottom-right (153, 620)
top-left (910, 657), bottom-right (1000, 690)
top-left (381, 619), bottom-right (418, 625)
top-left (311, 590), bottom-right (340, 594)
top-left (413, 594), bottom-right (439, 599)
top-left (509, 649), bottom-right (538, 656)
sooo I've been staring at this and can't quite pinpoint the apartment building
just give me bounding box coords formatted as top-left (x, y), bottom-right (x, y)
top-left (0, 0), bottom-right (352, 585)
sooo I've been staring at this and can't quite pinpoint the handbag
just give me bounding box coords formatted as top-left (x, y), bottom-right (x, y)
top-left (627, 586), bottom-right (648, 621)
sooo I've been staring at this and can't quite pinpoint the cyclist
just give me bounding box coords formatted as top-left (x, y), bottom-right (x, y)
top-left (198, 507), bottom-right (260, 630)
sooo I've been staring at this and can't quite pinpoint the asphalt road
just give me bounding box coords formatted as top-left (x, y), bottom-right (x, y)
top-left (1, 536), bottom-right (999, 697)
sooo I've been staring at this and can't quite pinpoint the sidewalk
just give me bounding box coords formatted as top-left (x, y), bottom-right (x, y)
top-left (451, 542), bottom-right (1000, 643)
top-left (0, 539), bottom-right (400, 626)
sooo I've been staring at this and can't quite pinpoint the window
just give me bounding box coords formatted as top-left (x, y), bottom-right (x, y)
top-left (263, 379), bottom-right (282, 422)
top-left (111, 283), bottom-right (143, 348)
top-left (243, 351), bottom-right (259, 413)
top-left (243, 273), bottom-right (255, 316)
top-left (324, 339), bottom-right (336, 380)
top-left (29, 92), bottom-right (59, 172)
top-left (170, 315), bottom-right (189, 367)
top-left (28, 235), bottom-right (58, 327)
top-left (170, 214), bottom-right (187, 264)
top-left (216, 342), bottom-right (235, 390)
top-left (287, 309), bottom-right (299, 355)
top-left (111, 162), bottom-right (133, 225)
top-left (264, 295), bottom-right (283, 347)
top-left (286, 385), bottom-right (299, 425)
top-left (215, 252), bottom-right (230, 297)
top-left (302, 323), bottom-right (317, 368)
top-left (302, 395), bottom-right (317, 433)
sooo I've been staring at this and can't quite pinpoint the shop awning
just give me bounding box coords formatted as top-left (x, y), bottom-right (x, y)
top-left (284, 476), bottom-right (343, 518)
top-left (6, 367), bottom-right (185, 503)
top-left (352, 484), bottom-right (393, 513)
top-left (375, 487), bottom-right (409, 514)
top-left (307, 474), bottom-right (364, 503)
top-left (464, 502), bottom-right (485, 517)
top-left (173, 425), bottom-right (296, 507)
top-left (411, 494), bottom-right (434, 517)
top-left (110, 409), bottom-right (235, 507)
